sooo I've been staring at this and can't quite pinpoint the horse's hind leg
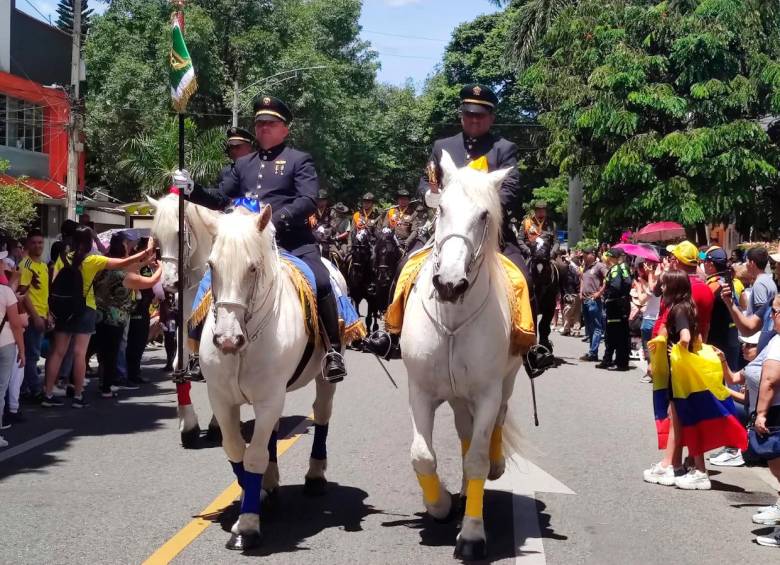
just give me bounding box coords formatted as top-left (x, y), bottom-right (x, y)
top-left (488, 371), bottom-right (517, 481)
top-left (456, 388), bottom-right (502, 560)
top-left (538, 294), bottom-right (554, 350)
top-left (409, 381), bottom-right (451, 520)
top-left (305, 378), bottom-right (336, 496)
top-left (449, 398), bottom-right (473, 500)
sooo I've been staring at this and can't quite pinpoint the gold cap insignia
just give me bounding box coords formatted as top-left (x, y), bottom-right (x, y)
top-left (263, 96), bottom-right (271, 105)
top-left (473, 86), bottom-right (482, 96)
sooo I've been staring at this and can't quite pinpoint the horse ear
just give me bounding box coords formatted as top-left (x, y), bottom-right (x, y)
top-left (146, 195), bottom-right (159, 208)
top-left (193, 205), bottom-right (218, 237)
top-left (487, 166), bottom-right (512, 188)
top-left (439, 150), bottom-right (458, 187)
top-left (258, 204), bottom-right (273, 232)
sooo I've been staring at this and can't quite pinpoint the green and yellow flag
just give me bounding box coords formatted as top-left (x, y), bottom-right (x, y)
top-left (169, 12), bottom-right (197, 113)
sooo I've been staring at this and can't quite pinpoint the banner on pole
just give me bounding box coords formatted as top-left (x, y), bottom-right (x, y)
top-left (169, 12), bottom-right (197, 114)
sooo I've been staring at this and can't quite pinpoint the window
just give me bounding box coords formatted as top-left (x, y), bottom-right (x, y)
top-left (0, 95), bottom-right (44, 153)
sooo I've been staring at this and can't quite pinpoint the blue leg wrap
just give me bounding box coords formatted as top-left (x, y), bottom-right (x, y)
top-left (240, 471), bottom-right (263, 515)
top-left (230, 460), bottom-right (245, 489)
top-left (268, 430), bottom-right (278, 463)
top-left (311, 423), bottom-right (328, 461)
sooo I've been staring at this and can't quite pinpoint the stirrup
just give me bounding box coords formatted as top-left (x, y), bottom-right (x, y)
top-left (321, 350), bottom-right (346, 384)
top-left (365, 330), bottom-right (393, 359)
top-left (525, 344), bottom-right (555, 379)
top-left (185, 355), bottom-right (204, 382)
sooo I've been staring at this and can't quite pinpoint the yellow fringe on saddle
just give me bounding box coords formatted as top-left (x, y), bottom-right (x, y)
top-left (384, 249), bottom-right (536, 356)
top-left (281, 259), bottom-right (319, 345)
top-left (342, 318), bottom-right (367, 344)
top-left (187, 289), bottom-right (212, 351)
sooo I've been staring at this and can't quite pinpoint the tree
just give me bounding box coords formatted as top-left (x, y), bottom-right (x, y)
top-left (56, 0), bottom-right (94, 43)
top-left (0, 161), bottom-right (39, 239)
top-left (521, 0), bottom-right (780, 239)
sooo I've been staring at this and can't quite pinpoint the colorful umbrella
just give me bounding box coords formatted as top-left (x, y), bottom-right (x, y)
top-left (613, 243), bottom-right (661, 263)
top-left (635, 221), bottom-right (685, 243)
top-left (97, 228), bottom-right (151, 248)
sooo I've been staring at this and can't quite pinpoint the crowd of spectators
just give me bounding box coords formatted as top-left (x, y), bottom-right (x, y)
top-left (0, 221), bottom-right (176, 449)
top-left (552, 240), bottom-right (780, 548)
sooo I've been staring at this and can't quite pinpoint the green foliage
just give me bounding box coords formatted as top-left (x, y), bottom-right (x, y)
top-left (0, 160), bottom-right (39, 239)
top-left (520, 0), bottom-right (780, 238)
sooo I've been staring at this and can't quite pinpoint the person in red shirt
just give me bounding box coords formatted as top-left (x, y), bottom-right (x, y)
top-left (653, 241), bottom-right (713, 341)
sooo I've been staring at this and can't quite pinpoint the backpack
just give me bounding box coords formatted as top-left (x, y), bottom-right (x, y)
top-left (49, 259), bottom-right (87, 323)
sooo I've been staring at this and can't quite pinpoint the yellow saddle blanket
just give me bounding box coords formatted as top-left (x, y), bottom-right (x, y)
top-left (385, 248), bottom-right (536, 356)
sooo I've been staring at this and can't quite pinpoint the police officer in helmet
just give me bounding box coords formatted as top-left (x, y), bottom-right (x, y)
top-left (174, 96), bottom-right (347, 382)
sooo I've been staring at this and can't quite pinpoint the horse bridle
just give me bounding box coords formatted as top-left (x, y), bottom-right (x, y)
top-left (432, 217), bottom-right (489, 292)
top-left (210, 258), bottom-right (279, 344)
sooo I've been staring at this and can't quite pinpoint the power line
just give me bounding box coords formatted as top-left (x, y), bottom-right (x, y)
top-left (21, 0), bottom-right (52, 25)
top-left (363, 29), bottom-right (449, 43)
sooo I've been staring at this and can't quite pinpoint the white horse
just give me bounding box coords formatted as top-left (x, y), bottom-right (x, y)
top-left (148, 192), bottom-right (221, 447)
top-left (199, 204), bottom-right (338, 551)
top-left (401, 151), bottom-right (526, 560)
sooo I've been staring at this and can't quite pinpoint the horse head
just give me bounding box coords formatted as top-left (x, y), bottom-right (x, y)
top-left (373, 227), bottom-right (401, 290)
top-left (432, 150), bottom-right (510, 302)
top-left (149, 193), bottom-right (218, 293)
top-left (208, 205), bottom-right (277, 354)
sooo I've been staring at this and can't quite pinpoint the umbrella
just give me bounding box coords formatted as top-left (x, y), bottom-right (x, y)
top-left (97, 228), bottom-right (151, 248)
top-left (613, 243), bottom-right (660, 263)
top-left (635, 221), bottom-right (685, 243)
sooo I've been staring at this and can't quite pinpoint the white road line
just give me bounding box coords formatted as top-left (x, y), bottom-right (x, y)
top-left (489, 454), bottom-right (575, 564)
top-left (0, 429), bottom-right (72, 463)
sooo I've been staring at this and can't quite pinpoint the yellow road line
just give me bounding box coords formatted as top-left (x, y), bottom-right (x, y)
top-left (142, 416), bottom-right (314, 565)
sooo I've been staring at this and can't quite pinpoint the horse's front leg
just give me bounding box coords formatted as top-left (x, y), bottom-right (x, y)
top-left (225, 394), bottom-right (284, 551)
top-left (457, 387), bottom-right (502, 561)
top-left (304, 377), bottom-right (337, 495)
top-left (449, 398), bottom-right (473, 501)
top-left (488, 371), bottom-right (517, 481)
top-left (408, 381), bottom-right (451, 520)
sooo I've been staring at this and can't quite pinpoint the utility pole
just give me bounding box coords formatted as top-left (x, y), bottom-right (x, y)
top-left (567, 175), bottom-right (584, 247)
top-left (66, 3), bottom-right (82, 221)
top-left (232, 78), bottom-right (239, 127)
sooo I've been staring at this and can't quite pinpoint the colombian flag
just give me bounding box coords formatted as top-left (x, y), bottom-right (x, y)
top-left (650, 336), bottom-right (747, 456)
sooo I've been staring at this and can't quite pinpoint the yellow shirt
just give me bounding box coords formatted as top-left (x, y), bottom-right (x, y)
top-left (19, 256), bottom-right (49, 316)
top-left (733, 278), bottom-right (745, 300)
top-left (53, 254), bottom-right (110, 310)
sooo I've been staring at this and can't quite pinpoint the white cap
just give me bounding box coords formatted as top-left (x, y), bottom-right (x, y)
top-left (0, 251), bottom-right (7, 261)
top-left (739, 332), bottom-right (761, 345)
top-left (770, 250), bottom-right (780, 263)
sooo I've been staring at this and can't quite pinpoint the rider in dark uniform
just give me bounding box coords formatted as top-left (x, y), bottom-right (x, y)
top-left (178, 126), bottom-right (255, 380)
top-left (383, 189), bottom-right (416, 251)
top-left (518, 201), bottom-right (557, 260)
top-left (365, 84), bottom-right (544, 361)
top-left (351, 192), bottom-right (382, 241)
top-left (177, 96), bottom-right (346, 382)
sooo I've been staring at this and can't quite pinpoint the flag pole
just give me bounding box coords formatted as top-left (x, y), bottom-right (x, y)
top-left (176, 112), bottom-right (185, 378)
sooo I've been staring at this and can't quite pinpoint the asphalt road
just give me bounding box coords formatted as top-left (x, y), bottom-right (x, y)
top-left (2, 331), bottom-right (779, 565)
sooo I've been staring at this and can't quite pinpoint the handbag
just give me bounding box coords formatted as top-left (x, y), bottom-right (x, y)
top-left (746, 369), bottom-right (780, 458)
top-left (748, 426), bottom-right (780, 458)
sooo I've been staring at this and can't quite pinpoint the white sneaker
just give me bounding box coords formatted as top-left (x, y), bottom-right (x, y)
top-left (756, 527), bottom-right (780, 547)
top-left (674, 469), bottom-right (711, 490)
top-left (51, 386), bottom-right (66, 398)
top-left (0, 436), bottom-right (8, 448)
top-left (643, 462), bottom-right (677, 486)
top-left (709, 448), bottom-right (745, 467)
top-left (753, 504), bottom-right (780, 525)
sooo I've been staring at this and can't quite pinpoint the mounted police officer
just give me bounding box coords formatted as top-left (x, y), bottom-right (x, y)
top-left (174, 95), bottom-right (346, 383)
top-left (351, 192), bottom-right (382, 241)
top-left (519, 200), bottom-right (557, 260)
top-left (364, 84), bottom-right (553, 371)
top-left (330, 202), bottom-right (352, 262)
top-left (383, 189), bottom-right (416, 250)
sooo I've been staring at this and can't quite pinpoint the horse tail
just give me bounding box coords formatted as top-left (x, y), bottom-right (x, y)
top-left (501, 406), bottom-right (524, 462)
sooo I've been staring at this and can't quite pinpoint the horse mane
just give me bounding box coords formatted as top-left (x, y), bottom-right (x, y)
top-left (442, 166), bottom-right (504, 259)
top-left (210, 208), bottom-right (279, 284)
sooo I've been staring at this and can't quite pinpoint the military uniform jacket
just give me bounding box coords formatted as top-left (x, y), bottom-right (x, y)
top-left (188, 144), bottom-right (318, 251)
top-left (419, 132), bottom-right (521, 243)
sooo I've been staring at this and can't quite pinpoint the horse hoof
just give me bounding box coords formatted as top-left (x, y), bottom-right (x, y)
top-left (454, 537), bottom-right (487, 561)
top-left (180, 425), bottom-right (201, 449)
top-left (225, 531), bottom-right (262, 551)
top-left (303, 476), bottom-right (327, 496)
top-left (205, 423), bottom-right (222, 444)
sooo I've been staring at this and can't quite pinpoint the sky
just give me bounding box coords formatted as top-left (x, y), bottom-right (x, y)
top-left (16, 0), bottom-right (498, 87)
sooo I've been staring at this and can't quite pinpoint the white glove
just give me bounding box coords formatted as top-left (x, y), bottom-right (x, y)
top-left (424, 189), bottom-right (441, 208)
top-left (172, 169), bottom-right (194, 195)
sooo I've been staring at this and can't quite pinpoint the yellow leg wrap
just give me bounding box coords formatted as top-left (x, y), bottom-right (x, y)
top-left (465, 479), bottom-right (485, 518)
top-left (416, 473), bottom-right (441, 505)
top-left (489, 426), bottom-right (503, 462)
top-left (460, 439), bottom-right (471, 456)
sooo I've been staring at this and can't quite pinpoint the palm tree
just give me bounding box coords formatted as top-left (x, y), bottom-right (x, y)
top-left (489, 0), bottom-right (577, 72)
top-left (118, 117), bottom-right (227, 196)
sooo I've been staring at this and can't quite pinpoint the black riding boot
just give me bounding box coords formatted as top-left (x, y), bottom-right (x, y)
top-left (363, 331), bottom-right (400, 359)
top-left (185, 354), bottom-right (203, 382)
top-left (319, 292), bottom-right (347, 383)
